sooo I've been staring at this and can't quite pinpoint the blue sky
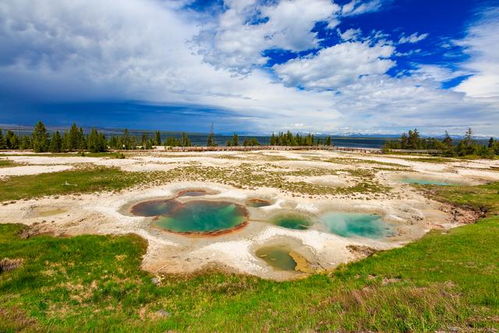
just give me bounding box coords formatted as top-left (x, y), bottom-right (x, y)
top-left (0, 0), bottom-right (498, 135)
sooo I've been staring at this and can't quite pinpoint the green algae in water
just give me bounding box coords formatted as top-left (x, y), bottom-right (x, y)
top-left (321, 213), bottom-right (392, 239)
top-left (131, 199), bottom-right (181, 217)
top-left (402, 178), bottom-right (453, 186)
top-left (273, 215), bottom-right (312, 230)
top-left (155, 201), bottom-right (247, 233)
top-left (256, 246), bottom-right (297, 271)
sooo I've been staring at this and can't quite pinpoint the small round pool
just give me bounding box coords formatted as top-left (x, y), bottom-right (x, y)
top-left (154, 201), bottom-right (248, 235)
top-left (256, 245), bottom-right (297, 271)
top-left (272, 215), bottom-right (312, 230)
top-left (320, 213), bottom-right (392, 239)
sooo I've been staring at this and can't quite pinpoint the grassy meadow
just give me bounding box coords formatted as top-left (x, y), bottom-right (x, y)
top-left (0, 167), bottom-right (145, 202)
top-left (0, 163), bottom-right (387, 204)
top-left (0, 159), bottom-right (21, 168)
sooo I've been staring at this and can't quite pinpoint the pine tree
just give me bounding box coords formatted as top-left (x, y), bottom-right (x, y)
top-left (154, 131), bottom-right (161, 146)
top-left (100, 133), bottom-right (108, 151)
top-left (32, 121), bottom-right (49, 152)
top-left (141, 134), bottom-right (148, 149)
top-left (296, 133), bottom-right (302, 145)
top-left (62, 132), bottom-right (70, 151)
top-left (456, 128), bottom-right (476, 156)
top-left (20, 136), bottom-right (32, 150)
top-left (278, 133), bottom-right (283, 145)
top-left (207, 125), bottom-right (217, 147)
top-left (407, 129), bottom-right (420, 149)
top-left (78, 127), bottom-right (87, 151)
top-left (90, 129), bottom-right (107, 152)
top-left (68, 123), bottom-right (80, 151)
top-left (109, 136), bottom-right (119, 149)
top-left (325, 136), bottom-right (332, 146)
top-left (49, 131), bottom-right (63, 153)
top-left (492, 140), bottom-right (499, 155)
top-left (442, 131), bottom-right (453, 147)
top-left (5, 130), bottom-right (19, 149)
top-left (242, 138), bottom-right (260, 146)
top-left (231, 134), bottom-right (239, 146)
top-left (122, 129), bottom-right (132, 149)
top-left (87, 129), bottom-right (99, 153)
top-left (181, 132), bottom-right (191, 147)
top-left (0, 129), bottom-right (5, 149)
top-left (165, 136), bottom-right (181, 147)
top-left (145, 138), bottom-right (153, 150)
top-left (400, 133), bottom-right (408, 148)
top-left (284, 131), bottom-right (296, 146)
top-left (304, 134), bottom-right (313, 146)
top-left (270, 133), bottom-right (276, 146)
top-left (463, 128), bottom-right (473, 146)
top-left (488, 137), bottom-right (494, 148)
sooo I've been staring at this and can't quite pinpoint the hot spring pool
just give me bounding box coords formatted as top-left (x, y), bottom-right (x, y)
top-left (272, 215), bottom-right (312, 230)
top-left (154, 201), bottom-right (248, 234)
top-left (401, 177), bottom-right (453, 186)
top-left (320, 213), bottom-right (392, 239)
top-left (255, 245), bottom-right (297, 271)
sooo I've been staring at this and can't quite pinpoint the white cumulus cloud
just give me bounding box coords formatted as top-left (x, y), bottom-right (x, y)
top-left (398, 32), bottom-right (429, 44)
top-left (454, 8), bottom-right (499, 99)
top-left (273, 41), bottom-right (395, 90)
top-left (341, 0), bottom-right (384, 16)
top-left (195, 0), bottom-right (340, 72)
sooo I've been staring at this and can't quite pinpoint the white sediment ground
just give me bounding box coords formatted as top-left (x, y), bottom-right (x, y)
top-left (0, 164), bottom-right (73, 178)
top-left (0, 150), bottom-right (497, 280)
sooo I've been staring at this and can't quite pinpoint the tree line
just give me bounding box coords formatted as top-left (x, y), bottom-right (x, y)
top-left (0, 122), bottom-right (333, 153)
top-left (383, 128), bottom-right (499, 158)
top-left (269, 131), bottom-right (332, 146)
top-left (225, 134), bottom-right (260, 147)
top-left (0, 122), bottom-right (182, 153)
top-left (225, 131), bottom-right (333, 147)
top-left (3, 122), bottom-right (496, 156)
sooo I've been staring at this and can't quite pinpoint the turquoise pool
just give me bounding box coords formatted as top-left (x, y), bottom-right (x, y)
top-left (320, 212), bottom-right (393, 238)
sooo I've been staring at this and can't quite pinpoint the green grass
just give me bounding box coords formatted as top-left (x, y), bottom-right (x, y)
top-left (0, 152), bottom-right (129, 158)
top-left (151, 164), bottom-right (389, 196)
top-left (0, 166), bottom-right (146, 202)
top-left (384, 152), bottom-right (498, 162)
top-left (0, 184), bottom-right (497, 332)
top-left (322, 157), bottom-right (410, 168)
top-left (383, 154), bottom-right (458, 163)
top-left (0, 159), bottom-right (20, 168)
top-left (0, 163), bottom-right (387, 204)
top-left (0, 153), bottom-right (80, 157)
top-left (78, 152), bottom-right (128, 158)
top-left (409, 157), bottom-right (457, 163)
top-left (427, 182), bottom-right (499, 215)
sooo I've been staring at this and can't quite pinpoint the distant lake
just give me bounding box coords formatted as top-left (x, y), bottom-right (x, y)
top-left (155, 134), bottom-right (391, 148)
top-left (163, 134), bottom-right (490, 149)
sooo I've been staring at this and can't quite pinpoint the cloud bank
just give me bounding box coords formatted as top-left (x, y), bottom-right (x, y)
top-left (0, 0), bottom-right (498, 135)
